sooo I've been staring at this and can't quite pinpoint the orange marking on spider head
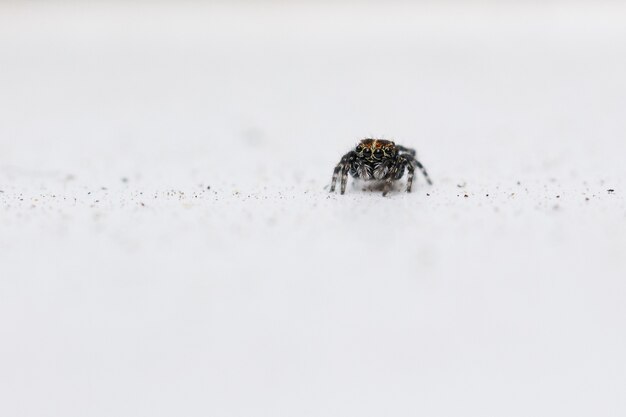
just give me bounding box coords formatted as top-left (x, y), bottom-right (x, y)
top-left (358, 138), bottom-right (396, 152)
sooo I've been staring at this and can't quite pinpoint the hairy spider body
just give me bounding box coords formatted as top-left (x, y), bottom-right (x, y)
top-left (330, 139), bottom-right (432, 196)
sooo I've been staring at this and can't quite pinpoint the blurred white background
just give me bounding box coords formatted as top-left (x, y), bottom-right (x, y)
top-left (1, 1), bottom-right (626, 416)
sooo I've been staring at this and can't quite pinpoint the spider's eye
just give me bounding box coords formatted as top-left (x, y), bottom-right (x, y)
top-left (363, 148), bottom-right (371, 156)
top-left (374, 149), bottom-right (383, 158)
top-left (356, 145), bottom-right (363, 152)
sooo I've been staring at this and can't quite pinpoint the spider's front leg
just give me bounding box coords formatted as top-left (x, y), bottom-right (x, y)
top-left (330, 151), bottom-right (355, 194)
top-left (382, 180), bottom-right (394, 197)
top-left (382, 160), bottom-right (403, 196)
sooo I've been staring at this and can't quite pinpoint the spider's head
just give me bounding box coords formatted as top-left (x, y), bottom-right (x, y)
top-left (355, 139), bottom-right (396, 161)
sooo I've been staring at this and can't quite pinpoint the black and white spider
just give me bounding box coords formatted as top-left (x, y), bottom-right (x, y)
top-left (330, 139), bottom-right (432, 196)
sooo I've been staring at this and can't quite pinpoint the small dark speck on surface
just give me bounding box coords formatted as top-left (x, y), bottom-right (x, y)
top-left (464, 194), bottom-right (469, 198)
top-left (608, 189), bottom-right (615, 194)
top-left (517, 181), bottom-right (521, 185)
top-left (486, 194), bottom-right (489, 197)
top-left (426, 193), bottom-right (430, 196)
top-left (556, 195), bottom-right (560, 198)
top-left (585, 197), bottom-right (590, 201)
top-left (121, 177), bottom-right (129, 183)
top-left (457, 183), bottom-right (466, 188)
top-left (207, 186), bottom-right (211, 190)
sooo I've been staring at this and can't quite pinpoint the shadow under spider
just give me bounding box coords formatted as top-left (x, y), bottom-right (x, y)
top-left (355, 180), bottom-right (402, 194)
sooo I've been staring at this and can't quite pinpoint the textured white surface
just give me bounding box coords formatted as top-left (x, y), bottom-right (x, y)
top-left (1, 3), bottom-right (626, 416)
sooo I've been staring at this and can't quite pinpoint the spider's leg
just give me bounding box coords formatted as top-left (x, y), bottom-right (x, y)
top-left (382, 159), bottom-right (404, 196)
top-left (382, 179), bottom-right (393, 197)
top-left (330, 163), bottom-right (343, 192)
top-left (340, 163), bottom-right (350, 195)
top-left (395, 145), bottom-right (416, 157)
top-left (409, 155), bottom-right (433, 185)
top-left (330, 151), bottom-right (354, 193)
top-left (405, 158), bottom-right (416, 193)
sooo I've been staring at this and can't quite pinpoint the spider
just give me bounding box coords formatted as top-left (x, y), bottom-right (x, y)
top-left (330, 139), bottom-right (432, 196)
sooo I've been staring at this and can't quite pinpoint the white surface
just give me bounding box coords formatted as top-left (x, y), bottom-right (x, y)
top-left (1, 2), bottom-right (626, 416)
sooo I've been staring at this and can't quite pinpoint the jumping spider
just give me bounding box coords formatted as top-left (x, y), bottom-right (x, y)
top-left (330, 139), bottom-right (432, 196)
